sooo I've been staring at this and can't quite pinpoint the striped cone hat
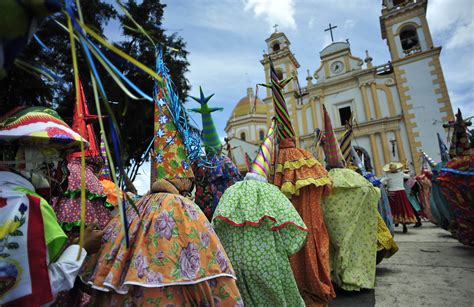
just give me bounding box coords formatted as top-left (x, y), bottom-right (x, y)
top-left (249, 119), bottom-right (277, 180)
top-left (322, 104), bottom-right (345, 168)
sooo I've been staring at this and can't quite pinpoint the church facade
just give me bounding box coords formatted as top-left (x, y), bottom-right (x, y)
top-left (226, 0), bottom-right (453, 176)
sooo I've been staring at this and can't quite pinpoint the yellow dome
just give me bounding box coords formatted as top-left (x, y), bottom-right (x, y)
top-left (231, 89), bottom-right (267, 118)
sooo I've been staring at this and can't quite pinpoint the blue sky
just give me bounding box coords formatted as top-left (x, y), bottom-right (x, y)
top-left (128, 0), bottom-right (473, 194)
top-left (157, 0), bottom-right (473, 136)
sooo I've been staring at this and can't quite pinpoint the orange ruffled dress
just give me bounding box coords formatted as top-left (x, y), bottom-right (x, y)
top-left (80, 191), bottom-right (243, 306)
top-left (273, 138), bottom-right (335, 306)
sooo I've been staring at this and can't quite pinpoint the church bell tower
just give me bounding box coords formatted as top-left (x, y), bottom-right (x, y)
top-left (380, 0), bottom-right (454, 168)
top-left (260, 29), bottom-right (301, 142)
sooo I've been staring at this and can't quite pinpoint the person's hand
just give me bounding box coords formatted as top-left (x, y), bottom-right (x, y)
top-left (82, 221), bottom-right (105, 255)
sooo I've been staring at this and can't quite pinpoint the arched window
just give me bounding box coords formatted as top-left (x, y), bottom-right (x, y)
top-left (400, 25), bottom-right (420, 53)
top-left (259, 130), bottom-right (265, 141)
top-left (275, 68), bottom-right (284, 81)
top-left (240, 132), bottom-right (246, 141)
top-left (272, 42), bottom-right (280, 52)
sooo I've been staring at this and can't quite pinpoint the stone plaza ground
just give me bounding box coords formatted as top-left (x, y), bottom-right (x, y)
top-left (330, 223), bottom-right (474, 307)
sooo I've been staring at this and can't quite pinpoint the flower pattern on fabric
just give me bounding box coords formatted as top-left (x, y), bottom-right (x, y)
top-left (155, 211), bottom-right (175, 240)
top-left (80, 193), bottom-right (239, 296)
top-left (179, 243), bottom-right (200, 280)
top-left (322, 168), bottom-right (380, 291)
top-left (52, 159), bottom-right (111, 230)
top-left (213, 179), bottom-right (308, 306)
top-left (193, 155), bottom-right (242, 220)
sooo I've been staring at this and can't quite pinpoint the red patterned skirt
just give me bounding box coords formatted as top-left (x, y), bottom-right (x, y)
top-left (388, 190), bottom-right (418, 224)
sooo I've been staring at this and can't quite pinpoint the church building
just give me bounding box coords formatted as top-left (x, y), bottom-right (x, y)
top-left (225, 0), bottom-right (454, 176)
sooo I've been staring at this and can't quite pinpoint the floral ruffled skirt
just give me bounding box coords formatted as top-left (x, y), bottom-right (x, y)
top-left (80, 192), bottom-right (243, 306)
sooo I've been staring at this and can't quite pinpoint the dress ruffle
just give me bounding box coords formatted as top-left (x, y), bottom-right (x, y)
top-left (376, 213), bottom-right (398, 264)
top-left (273, 139), bottom-right (331, 198)
top-left (213, 179), bottom-right (308, 254)
top-left (80, 193), bottom-right (239, 295)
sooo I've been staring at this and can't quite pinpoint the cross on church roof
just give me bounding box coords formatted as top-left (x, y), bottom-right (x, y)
top-left (273, 24), bottom-right (279, 32)
top-left (324, 23), bottom-right (338, 42)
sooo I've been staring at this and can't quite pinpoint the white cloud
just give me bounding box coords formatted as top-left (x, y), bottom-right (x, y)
top-left (308, 17), bottom-right (315, 29)
top-left (427, 0), bottom-right (474, 50)
top-left (243, 0), bottom-right (297, 32)
top-left (343, 19), bottom-right (357, 29)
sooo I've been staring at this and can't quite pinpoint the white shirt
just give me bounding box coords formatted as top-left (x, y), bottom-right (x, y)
top-left (45, 245), bottom-right (87, 306)
top-left (381, 172), bottom-right (410, 192)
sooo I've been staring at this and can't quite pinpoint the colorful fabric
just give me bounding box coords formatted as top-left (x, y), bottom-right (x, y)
top-left (249, 119), bottom-right (276, 179)
top-left (189, 87), bottom-right (222, 152)
top-left (213, 179), bottom-right (307, 306)
top-left (322, 168), bottom-right (379, 291)
top-left (265, 58), bottom-right (295, 140)
top-left (152, 88), bottom-right (194, 182)
top-left (322, 104), bottom-right (345, 168)
top-left (193, 155), bottom-right (242, 220)
top-left (274, 138), bottom-right (332, 198)
top-left (80, 192), bottom-right (242, 305)
top-left (273, 138), bottom-right (335, 305)
top-left (387, 190), bottom-right (418, 224)
top-left (53, 159), bottom-right (111, 230)
top-left (449, 109), bottom-right (471, 158)
top-left (376, 213), bottom-right (398, 264)
top-left (416, 173), bottom-right (436, 224)
top-left (67, 79), bottom-right (100, 159)
top-left (0, 172), bottom-right (53, 305)
top-left (405, 182), bottom-right (422, 213)
top-left (100, 179), bottom-right (122, 208)
top-left (379, 187), bottom-right (395, 235)
top-left (431, 163), bottom-right (453, 230)
top-left (437, 149), bottom-right (474, 246)
top-left (0, 107), bottom-right (86, 151)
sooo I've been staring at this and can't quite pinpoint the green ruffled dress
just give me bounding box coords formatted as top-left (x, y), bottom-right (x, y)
top-left (213, 177), bottom-right (308, 306)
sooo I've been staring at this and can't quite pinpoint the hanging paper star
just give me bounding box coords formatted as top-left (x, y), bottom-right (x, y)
top-left (166, 136), bottom-right (174, 145)
top-left (158, 98), bottom-right (166, 107)
top-left (155, 153), bottom-right (163, 163)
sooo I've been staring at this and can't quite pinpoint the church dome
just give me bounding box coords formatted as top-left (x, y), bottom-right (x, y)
top-left (230, 88), bottom-right (267, 118)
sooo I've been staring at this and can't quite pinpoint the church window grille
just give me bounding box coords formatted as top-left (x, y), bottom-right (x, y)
top-left (240, 132), bottom-right (246, 141)
top-left (259, 130), bottom-right (265, 141)
top-left (338, 106), bottom-right (352, 126)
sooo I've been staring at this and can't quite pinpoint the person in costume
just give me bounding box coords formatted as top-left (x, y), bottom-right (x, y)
top-left (319, 106), bottom-right (381, 291)
top-left (52, 80), bottom-right (112, 233)
top-left (404, 178), bottom-right (424, 227)
top-left (0, 107), bottom-right (103, 305)
top-left (213, 119), bottom-right (308, 306)
top-left (382, 162), bottom-right (418, 233)
top-left (79, 65), bottom-right (243, 306)
top-left (189, 87), bottom-right (242, 220)
top-left (438, 109), bottom-right (473, 246)
top-left (262, 58), bottom-right (335, 306)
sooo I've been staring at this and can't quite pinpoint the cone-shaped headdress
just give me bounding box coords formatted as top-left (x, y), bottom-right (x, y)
top-left (152, 87), bottom-right (194, 182)
top-left (448, 109), bottom-right (471, 158)
top-left (248, 119), bottom-right (277, 181)
top-left (262, 57), bottom-right (295, 140)
top-left (189, 87), bottom-right (223, 153)
top-left (322, 104), bottom-right (345, 168)
top-left (68, 78), bottom-right (99, 159)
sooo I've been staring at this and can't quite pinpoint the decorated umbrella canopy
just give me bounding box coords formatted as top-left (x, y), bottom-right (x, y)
top-left (213, 119), bottom-right (308, 306)
top-left (0, 106), bottom-right (88, 150)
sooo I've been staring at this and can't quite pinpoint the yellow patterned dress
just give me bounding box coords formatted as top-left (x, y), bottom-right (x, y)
top-left (322, 168), bottom-right (380, 291)
top-left (80, 192), bottom-right (243, 306)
